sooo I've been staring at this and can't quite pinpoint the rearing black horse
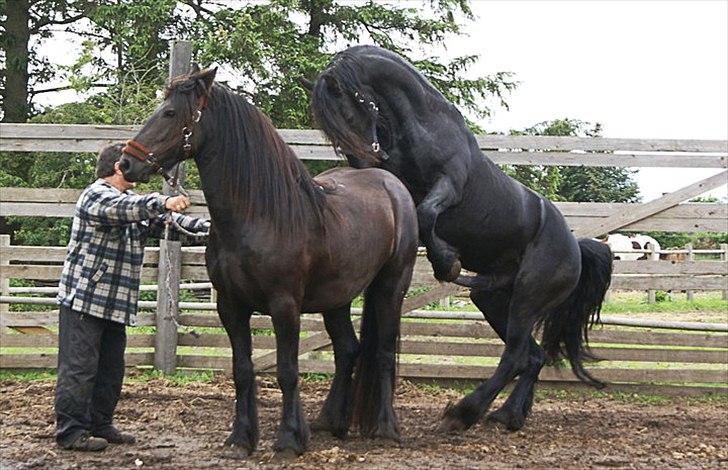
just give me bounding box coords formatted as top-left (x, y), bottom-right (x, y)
top-left (309, 45), bottom-right (613, 432)
top-left (119, 67), bottom-right (418, 456)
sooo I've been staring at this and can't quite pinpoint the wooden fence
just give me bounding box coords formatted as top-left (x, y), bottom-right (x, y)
top-left (2, 237), bottom-right (727, 391)
top-left (0, 39), bottom-right (726, 391)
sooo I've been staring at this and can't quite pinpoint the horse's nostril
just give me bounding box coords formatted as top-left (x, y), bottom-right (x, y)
top-left (119, 158), bottom-right (130, 172)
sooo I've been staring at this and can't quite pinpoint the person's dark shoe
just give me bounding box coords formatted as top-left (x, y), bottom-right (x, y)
top-left (60, 432), bottom-right (108, 451)
top-left (93, 427), bottom-right (136, 444)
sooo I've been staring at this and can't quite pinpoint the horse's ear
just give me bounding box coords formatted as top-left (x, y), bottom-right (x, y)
top-left (324, 74), bottom-right (342, 97)
top-left (297, 76), bottom-right (314, 93)
top-left (189, 62), bottom-right (201, 74)
top-left (198, 67), bottom-right (217, 96)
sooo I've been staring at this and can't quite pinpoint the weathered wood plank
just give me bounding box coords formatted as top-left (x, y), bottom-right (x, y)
top-left (177, 333), bottom-right (728, 364)
top-left (612, 261), bottom-right (727, 275)
top-left (0, 333), bottom-right (154, 348)
top-left (0, 265), bottom-right (158, 282)
top-left (1, 311), bottom-right (156, 327)
top-left (0, 352), bottom-right (154, 369)
top-left (610, 275), bottom-right (727, 291)
top-left (175, 356), bottom-right (728, 384)
top-left (574, 170), bottom-right (728, 238)
top-left (3, 124), bottom-right (726, 153)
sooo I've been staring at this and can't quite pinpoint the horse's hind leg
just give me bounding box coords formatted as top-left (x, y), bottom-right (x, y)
top-left (354, 262), bottom-right (413, 440)
top-left (217, 296), bottom-right (257, 456)
top-left (439, 246), bottom-right (578, 433)
top-left (311, 303), bottom-right (359, 438)
top-left (469, 288), bottom-right (546, 431)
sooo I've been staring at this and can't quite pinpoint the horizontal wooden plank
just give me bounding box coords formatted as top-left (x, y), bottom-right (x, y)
top-left (3, 204), bottom-right (726, 233)
top-left (612, 261), bottom-right (727, 275)
top-left (176, 315), bottom-right (728, 348)
top-left (0, 265), bottom-right (159, 282)
top-left (175, 356), bottom-right (728, 384)
top-left (474, 134), bottom-right (728, 153)
top-left (610, 275), bottom-right (727, 291)
top-left (2, 124), bottom-right (726, 166)
top-left (0, 352), bottom-right (153, 368)
top-left (1, 311), bottom-right (156, 327)
top-left (2, 125), bottom-right (726, 152)
top-left (0, 333), bottom-right (154, 348)
top-left (178, 333), bottom-right (728, 364)
top-left (4, 188), bottom-right (726, 220)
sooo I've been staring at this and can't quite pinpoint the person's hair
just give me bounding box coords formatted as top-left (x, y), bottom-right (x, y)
top-left (96, 143), bottom-right (125, 178)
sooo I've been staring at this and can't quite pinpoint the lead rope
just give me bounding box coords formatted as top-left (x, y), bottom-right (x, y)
top-left (161, 163), bottom-right (207, 335)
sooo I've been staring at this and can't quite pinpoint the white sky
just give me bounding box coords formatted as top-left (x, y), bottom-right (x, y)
top-left (34, 0), bottom-right (728, 201)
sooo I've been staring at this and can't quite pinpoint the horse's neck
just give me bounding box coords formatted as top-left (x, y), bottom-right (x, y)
top-left (194, 152), bottom-right (243, 229)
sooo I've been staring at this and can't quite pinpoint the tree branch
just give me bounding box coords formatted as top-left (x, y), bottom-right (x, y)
top-left (30, 13), bottom-right (87, 34)
top-left (29, 82), bottom-right (112, 96)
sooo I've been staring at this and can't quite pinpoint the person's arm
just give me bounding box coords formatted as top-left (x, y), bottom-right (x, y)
top-left (77, 185), bottom-right (168, 226)
top-left (145, 213), bottom-right (210, 239)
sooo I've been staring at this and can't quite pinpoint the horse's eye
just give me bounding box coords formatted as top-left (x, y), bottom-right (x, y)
top-left (163, 109), bottom-right (176, 118)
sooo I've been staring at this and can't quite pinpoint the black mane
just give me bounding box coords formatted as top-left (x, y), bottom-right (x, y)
top-left (169, 78), bottom-right (327, 234)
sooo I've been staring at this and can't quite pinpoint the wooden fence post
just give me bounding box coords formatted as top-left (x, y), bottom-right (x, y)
top-left (0, 235), bottom-right (9, 316)
top-left (154, 40), bottom-right (192, 374)
top-left (685, 243), bottom-right (694, 302)
top-left (647, 245), bottom-right (659, 304)
top-left (721, 243), bottom-right (728, 301)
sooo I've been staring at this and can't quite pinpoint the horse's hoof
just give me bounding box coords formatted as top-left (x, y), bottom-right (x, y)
top-left (311, 414), bottom-right (348, 439)
top-left (223, 430), bottom-right (255, 457)
top-left (371, 424), bottom-right (401, 442)
top-left (436, 414), bottom-right (469, 434)
top-left (487, 407), bottom-right (525, 431)
top-left (434, 259), bottom-right (461, 282)
top-left (221, 443), bottom-right (253, 459)
top-left (272, 447), bottom-right (300, 461)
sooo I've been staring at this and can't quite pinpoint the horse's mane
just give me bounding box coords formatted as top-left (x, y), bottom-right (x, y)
top-left (168, 78), bottom-right (327, 234)
top-left (311, 46), bottom-right (448, 161)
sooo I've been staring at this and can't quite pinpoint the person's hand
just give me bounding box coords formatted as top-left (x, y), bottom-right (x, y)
top-left (165, 195), bottom-right (190, 212)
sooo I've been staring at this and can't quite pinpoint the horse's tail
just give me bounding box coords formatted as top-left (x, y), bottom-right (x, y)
top-left (540, 238), bottom-right (613, 387)
top-left (351, 287), bottom-right (401, 436)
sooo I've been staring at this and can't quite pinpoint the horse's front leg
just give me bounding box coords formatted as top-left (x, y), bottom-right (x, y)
top-left (417, 170), bottom-right (465, 282)
top-left (270, 300), bottom-right (310, 457)
top-left (217, 296), bottom-right (257, 456)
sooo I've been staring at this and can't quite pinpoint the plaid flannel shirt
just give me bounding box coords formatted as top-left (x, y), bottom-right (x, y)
top-left (57, 179), bottom-right (208, 326)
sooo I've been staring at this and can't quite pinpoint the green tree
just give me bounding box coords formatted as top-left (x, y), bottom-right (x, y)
top-left (3, 0), bottom-right (516, 245)
top-left (509, 118), bottom-right (640, 203)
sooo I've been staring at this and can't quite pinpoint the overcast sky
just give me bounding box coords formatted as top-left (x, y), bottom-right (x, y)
top-left (35, 0), bottom-right (728, 201)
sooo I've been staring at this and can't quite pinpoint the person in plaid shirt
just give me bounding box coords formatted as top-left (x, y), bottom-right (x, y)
top-left (55, 143), bottom-right (209, 451)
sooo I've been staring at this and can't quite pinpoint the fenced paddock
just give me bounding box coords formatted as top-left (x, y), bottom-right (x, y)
top-left (1, 124), bottom-right (727, 394)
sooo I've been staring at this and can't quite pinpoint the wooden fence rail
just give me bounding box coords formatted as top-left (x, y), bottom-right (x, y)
top-left (1, 63), bottom-right (727, 389)
top-left (1, 123), bottom-right (726, 168)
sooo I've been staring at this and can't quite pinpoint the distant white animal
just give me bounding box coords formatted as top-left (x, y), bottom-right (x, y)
top-left (605, 234), bottom-right (661, 260)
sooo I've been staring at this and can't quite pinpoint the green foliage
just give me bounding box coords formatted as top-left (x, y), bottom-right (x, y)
top-left (3, 0), bottom-right (518, 245)
top-left (642, 231), bottom-right (728, 250)
top-left (506, 118), bottom-right (640, 202)
top-left (190, 0), bottom-right (515, 130)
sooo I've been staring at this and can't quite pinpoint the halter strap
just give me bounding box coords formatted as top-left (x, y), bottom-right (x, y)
top-left (123, 139), bottom-right (153, 162)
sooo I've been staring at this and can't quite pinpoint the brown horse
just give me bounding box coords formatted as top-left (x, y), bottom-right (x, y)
top-left (119, 67), bottom-right (418, 457)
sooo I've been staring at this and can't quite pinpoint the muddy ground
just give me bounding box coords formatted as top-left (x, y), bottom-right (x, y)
top-left (1, 375), bottom-right (727, 469)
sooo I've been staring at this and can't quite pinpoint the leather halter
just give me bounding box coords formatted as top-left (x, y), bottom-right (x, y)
top-left (122, 95), bottom-right (209, 185)
top-left (353, 91), bottom-right (388, 160)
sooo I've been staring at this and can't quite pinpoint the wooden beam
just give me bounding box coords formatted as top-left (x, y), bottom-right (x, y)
top-left (574, 170), bottom-right (728, 238)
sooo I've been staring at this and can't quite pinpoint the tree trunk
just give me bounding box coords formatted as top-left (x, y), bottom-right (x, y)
top-left (2, 0), bottom-right (31, 122)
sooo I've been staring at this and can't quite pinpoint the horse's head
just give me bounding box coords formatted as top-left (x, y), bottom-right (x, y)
top-left (120, 66), bottom-right (217, 182)
top-left (310, 67), bottom-right (387, 169)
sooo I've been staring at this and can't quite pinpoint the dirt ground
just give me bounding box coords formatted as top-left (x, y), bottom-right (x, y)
top-left (1, 375), bottom-right (727, 469)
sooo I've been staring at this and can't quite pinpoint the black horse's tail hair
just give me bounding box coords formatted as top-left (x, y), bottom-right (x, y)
top-left (540, 238), bottom-right (613, 388)
top-left (351, 289), bottom-right (400, 436)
